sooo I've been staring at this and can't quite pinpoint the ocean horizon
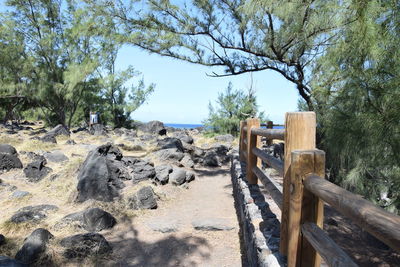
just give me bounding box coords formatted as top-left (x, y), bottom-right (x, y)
top-left (164, 123), bottom-right (204, 129)
top-left (164, 123), bottom-right (284, 129)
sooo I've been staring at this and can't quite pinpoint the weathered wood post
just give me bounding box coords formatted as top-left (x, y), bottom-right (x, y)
top-left (288, 149), bottom-right (325, 267)
top-left (239, 121), bottom-right (245, 161)
top-left (280, 112), bottom-right (316, 256)
top-left (266, 120), bottom-right (273, 146)
top-left (246, 118), bottom-right (261, 184)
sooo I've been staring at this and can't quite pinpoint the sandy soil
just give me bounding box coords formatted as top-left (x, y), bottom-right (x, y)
top-left (101, 167), bottom-right (242, 267)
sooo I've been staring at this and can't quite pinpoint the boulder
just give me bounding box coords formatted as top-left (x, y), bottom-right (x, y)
top-left (203, 151), bottom-right (220, 167)
top-left (46, 124), bottom-right (70, 137)
top-left (0, 234), bottom-right (5, 246)
top-left (137, 121), bottom-right (166, 135)
top-left (0, 144), bottom-right (17, 155)
top-left (157, 137), bottom-right (184, 152)
top-left (154, 148), bottom-right (184, 162)
top-left (185, 171), bottom-right (195, 183)
top-left (82, 208), bottom-right (117, 232)
top-left (24, 152), bottom-right (45, 162)
top-left (154, 165), bottom-right (172, 185)
top-left (0, 256), bottom-right (26, 267)
top-left (15, 228), bottom-right (53, 265)
top-left (76, 143), bottom-right (125, 202)
top-left (55, 211), bottom-right (85, 230)
top-left (0, 153), bottom-right (23, 172)
top-left (180, 154), bottom-right (194, 168)
top-left (23, 158), bottom-right (52, 182)
top-left (131, 163), bottom-right (156, 183)
top-left (201, 144), bottom-right (230, 167)
top-left (60, 233), bottom-right (112, 259)
top-left (129, 186), bottom-right (157, 210)
top-left (44, 150), bottom-right (69, 163)
top-left (11, 205), bottom-right (58, 224)
top-left (169, 168), bottom-right (187, 186)
top-left (172, 132), bottom-right (194, 144)
top-left (40, 134), bottom-right (57, 144)
top-left (89, 124), bottom-right (107, 136)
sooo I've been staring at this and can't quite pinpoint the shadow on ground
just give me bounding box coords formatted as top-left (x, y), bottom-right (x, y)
top-left (194, 167), bottom-right (229, 178)
top-left (102, 217), bottom-right (211, 267)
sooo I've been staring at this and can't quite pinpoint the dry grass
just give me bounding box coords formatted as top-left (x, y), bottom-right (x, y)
top-left (0, 135), bottom-right (24, 147)
top-left (18, 139), bottom-right (59, 152)
top-left (0, 124), bottom-right (229, 266)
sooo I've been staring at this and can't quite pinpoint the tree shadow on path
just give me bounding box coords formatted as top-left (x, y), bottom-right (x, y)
top-left (104, 217), bottom-right (211, 267)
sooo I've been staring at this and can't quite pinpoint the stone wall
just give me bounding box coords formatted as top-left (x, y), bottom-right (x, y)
top-left (231, 154), bottom-right (286, 267)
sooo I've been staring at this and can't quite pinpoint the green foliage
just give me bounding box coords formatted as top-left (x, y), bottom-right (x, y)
top-left (311, 1), bottom-right (400, 212)
top-left (0, 0), bottom-right (153, 127)
top-left (99, 53), bottom-right (155, 128)
top-left (203, 82), bottom-right (266, 136)
top-left (90, 0), bottom-right (350, 110)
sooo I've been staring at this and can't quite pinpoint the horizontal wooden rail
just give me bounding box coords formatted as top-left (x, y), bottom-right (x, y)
top-left (252, 166), bottom-right (283, 210)
top-left (301, 223), bottom-right (357, 267)
top-left (252, 147), bottom-right (284, 176)
top-left (251, 128), bottom-right (284, 140)
top-left (304, 174), bottom-right (400, 252)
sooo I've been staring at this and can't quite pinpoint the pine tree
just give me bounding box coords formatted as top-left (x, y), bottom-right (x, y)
top-left (311, 0), bottom-right (400, 212)
top-left (203, 82), bottom-right (265, 136)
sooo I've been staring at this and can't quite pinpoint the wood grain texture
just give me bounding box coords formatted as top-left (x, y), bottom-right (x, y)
top-left (252, 147), bottom-right (284, 176)
top-left (300, 150), bottom-right (325, 267)
top-left (250, 128), bottom-right (285, 140)
top-left (253, 166), bottom-right (283, 210)
top-left (304, 174), bottom-right (400, 252)
top-left (246, 118), bottom-right (261, 184)
top-left (280, 112), bottom-right (316, 256)
top-left (287, 150), bottom-right (314, 267)
top-left (301, 223), bottom-right (358, 267)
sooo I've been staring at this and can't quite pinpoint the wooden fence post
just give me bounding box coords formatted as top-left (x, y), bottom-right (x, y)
top-left (246, 118), bottom-right (260, 184)
top-left (280, 112), bottom-right (316, 256)
top-left (239, 121), bottom-right (245, 161)
top-left (287, 149), bottom-right (325, 267)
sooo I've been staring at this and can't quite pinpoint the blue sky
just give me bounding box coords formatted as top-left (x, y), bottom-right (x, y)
top-left (0, 1), bottom-right (300, 124)
top-left (117, 45), bottom-right (299, 124)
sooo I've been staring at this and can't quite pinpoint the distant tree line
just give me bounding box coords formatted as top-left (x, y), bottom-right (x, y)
top-left (0, 0), bottom-right (154, 128)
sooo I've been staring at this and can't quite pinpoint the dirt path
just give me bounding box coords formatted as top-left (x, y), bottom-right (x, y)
top-left (102, 167), bottom-right (242, 267)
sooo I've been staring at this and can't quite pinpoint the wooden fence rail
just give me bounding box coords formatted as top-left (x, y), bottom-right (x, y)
top-left (239, 113), bottom-right (400, 267)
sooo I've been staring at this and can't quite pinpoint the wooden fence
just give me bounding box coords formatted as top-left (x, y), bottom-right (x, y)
top-left (239, 112), bottom-right (400, 267)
